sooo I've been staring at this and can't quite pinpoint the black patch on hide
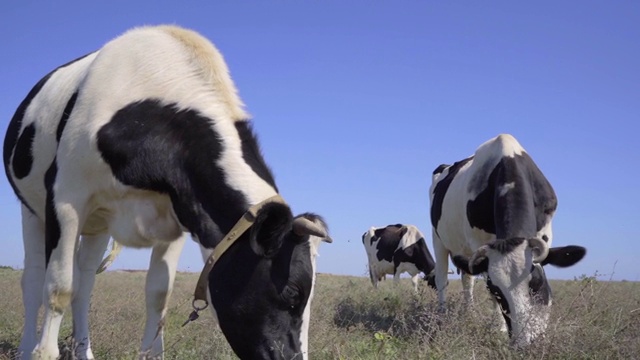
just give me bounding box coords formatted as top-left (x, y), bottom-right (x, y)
top-left (97, 99), bottom-right (274, 248)
top-left (466, 153), bottom-right (556, 239)
top-left (56, 92), bottom-right (78, 142)
top-left (393, 237), bottom-right (436, 276)
top-left (4, 52), bottom-right (94, 213)
top-left (12, 123), bottom-right (36, 179)
top-left (430, 157), bottom-right (473, 230)
top-left (234, 121), bottom-right (277, 190)
top-left (372, 224), bottom-right (405, 262)
top-left (44, 160), bottom-right (60, 266)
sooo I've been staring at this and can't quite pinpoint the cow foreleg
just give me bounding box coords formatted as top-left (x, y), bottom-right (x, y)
top-left (490, 296), bottom-right (509, 333)
top-left (140, 234), bottom-right (186, 359)
top-left (71, 234), bottom-right (111, 360)
top-left (368, 266), bottom-right (380, 289)
top-left (34, 200), bottom-right (83, 360)
top-left (393, 269), bottom-right (401, 287)
top-left (410, 273), bottom-right (420, 292)
top-left (19, 206), bottom-right (46, 360)
top-left (461, 272), bottom-right (475, 307)
top-left (368, 266), bottom-right (376, 287)
top-left (432, 234), bottom-right (450, 309)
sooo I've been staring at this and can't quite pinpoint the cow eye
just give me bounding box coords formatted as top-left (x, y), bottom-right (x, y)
top-left (281, 284), bottom-right (301, 308)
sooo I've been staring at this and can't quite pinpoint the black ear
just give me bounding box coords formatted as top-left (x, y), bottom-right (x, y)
top-left (424, 272), bottom-right (437, 290)
top-left (452, 255), bottom-right (488, 275)
top-left (540, 245), bottom-right (586, 267)
top-left (249, 202), bottom-right (293, 258)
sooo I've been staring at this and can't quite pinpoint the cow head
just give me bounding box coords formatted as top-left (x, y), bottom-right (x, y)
top-left (452, 238), bottom-right (585, 347)
top-left (209, 202), bottom-right (331, 359)
top-left (423, 271), bottom-right (438, 290)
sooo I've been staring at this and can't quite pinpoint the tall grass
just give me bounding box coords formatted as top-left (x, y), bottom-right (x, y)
top-left (1, 268), bottom-right (638, 359)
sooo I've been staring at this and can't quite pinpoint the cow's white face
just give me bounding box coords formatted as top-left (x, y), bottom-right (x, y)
top-left (452, 238), bottom-right (586, 347)
top-left (208, 204), bottom-right (330, 360)
top-left (479, 240), bottom-right (551, 347)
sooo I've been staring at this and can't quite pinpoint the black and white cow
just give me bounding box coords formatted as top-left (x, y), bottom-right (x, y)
top-left (429, 134), bottom-right (586, 347)
top-left (362, 224), bottom-right (437, 291)
top-left (3, 25), bottom-right (331, 360)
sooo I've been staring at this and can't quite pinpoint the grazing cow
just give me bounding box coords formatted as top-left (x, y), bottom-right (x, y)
top-left (362, 224), bottom-right (437, 291)
top-left (429, 134), bottom-right (586, 347)
top-left (3, 25), bottom-right (331, 360)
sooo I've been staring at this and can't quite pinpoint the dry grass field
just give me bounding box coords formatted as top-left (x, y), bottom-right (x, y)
top-left (1, 267), bottom-right (638, 359)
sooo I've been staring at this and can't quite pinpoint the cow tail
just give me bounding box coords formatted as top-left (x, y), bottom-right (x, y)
top-left (96, 240), bottom-right (122, 274)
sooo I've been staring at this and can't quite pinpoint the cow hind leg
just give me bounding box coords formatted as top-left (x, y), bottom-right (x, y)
top-left (140, 234), bottom-right (186, 359)
top-left (34, 199), bottom-right (85, 360)
top-left (19, 206), bottom-right (46, 360)
top-left (71, 234), bottom-right (111, 360)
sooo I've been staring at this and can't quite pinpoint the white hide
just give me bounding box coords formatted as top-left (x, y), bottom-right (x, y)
top-left (9, 25), bottom-right (281, 360)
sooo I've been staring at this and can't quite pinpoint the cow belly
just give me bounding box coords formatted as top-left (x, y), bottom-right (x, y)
top-left (93, 193), bottom-right (183, 248)
top-left (371, 260), bottom-right (394, 278)
top-left (395, 262), bottom-right (420, 276)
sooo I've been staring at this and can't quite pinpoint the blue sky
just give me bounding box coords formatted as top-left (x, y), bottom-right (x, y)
top-left (1, 1), bottom-right (638, 281)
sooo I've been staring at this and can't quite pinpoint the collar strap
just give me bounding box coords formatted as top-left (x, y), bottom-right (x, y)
top-left (191, 194), bottom-right (286, 312)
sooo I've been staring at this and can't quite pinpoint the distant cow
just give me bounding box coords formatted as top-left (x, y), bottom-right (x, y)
top-left (3, 25), bottom-right (331, 360)
top-left (362, 224), bottom-right (437, 291)
top-left (429, 134), bottom-right (586, 347)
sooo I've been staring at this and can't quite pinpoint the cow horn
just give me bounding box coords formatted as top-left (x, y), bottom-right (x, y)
top-left (528, 238), bottom-right (550, 263)
top-left (469, 245), bottom-right (489, 273)
top-left (293, 217), bottom-right (332, 243)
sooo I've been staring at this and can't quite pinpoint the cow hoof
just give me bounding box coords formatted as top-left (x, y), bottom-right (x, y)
top-left (75, 347), bottom-right (95, 360)
top-left (31, 348), bottom-right (59, 360)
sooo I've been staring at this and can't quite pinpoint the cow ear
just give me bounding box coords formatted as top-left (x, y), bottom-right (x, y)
top-left (249, 202), bottom-right (293, 258)
top-left (540, 245), bottom-right (586, 267)
top-left (424, 271), bottom-right (437, 290)
top-left (452, 254), bottom-right (488, 275)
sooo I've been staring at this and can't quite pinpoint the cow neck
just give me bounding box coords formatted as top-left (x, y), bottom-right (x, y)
top-left (190, 194), bottom-right (287, 315)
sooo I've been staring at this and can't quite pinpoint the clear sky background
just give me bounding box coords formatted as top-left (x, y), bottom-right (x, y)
top-left (1, 1), bottom-right (638, 281)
